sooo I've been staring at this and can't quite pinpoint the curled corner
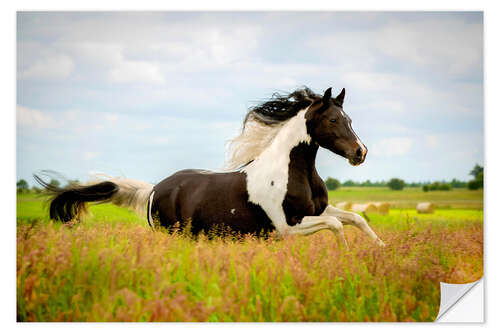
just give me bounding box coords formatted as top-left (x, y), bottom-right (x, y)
top-left (435, 278), bottom-right (483, 322)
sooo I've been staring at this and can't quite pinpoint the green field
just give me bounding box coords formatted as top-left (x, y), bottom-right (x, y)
top-left (328, 187), bottom-right (483, 209)
top-left (17, 187), bottom-right (483, 322)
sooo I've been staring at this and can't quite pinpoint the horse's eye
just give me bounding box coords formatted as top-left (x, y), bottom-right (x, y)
top-left (330, 119), bottom-right (336, 123)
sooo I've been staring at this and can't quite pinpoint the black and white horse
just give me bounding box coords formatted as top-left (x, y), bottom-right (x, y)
top-left (36, 87), bottom-right (384, 247)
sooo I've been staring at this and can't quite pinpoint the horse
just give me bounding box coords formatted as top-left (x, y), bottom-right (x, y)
top-left (35, 87), bottom-right (385, 247)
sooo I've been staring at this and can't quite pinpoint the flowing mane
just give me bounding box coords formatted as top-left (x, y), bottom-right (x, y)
top-left (225, 87), bottom-right (320, 170)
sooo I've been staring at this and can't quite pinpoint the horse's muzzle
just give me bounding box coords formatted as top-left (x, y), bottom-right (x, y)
top-left (349, 157), bottom-right (364, 166)
top-left (348, 147), bottom-right (367, 166)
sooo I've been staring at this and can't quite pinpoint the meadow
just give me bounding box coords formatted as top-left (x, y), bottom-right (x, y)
top-left (16, 187), bottom-right (483, 322)
top-left (329, 187), bottom-right (483, 209)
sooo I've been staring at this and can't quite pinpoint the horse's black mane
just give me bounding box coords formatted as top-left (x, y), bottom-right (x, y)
top-left (244, 87), bottom-right (320, 127)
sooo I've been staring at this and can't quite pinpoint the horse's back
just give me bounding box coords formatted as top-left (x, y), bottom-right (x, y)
top-left (151, 169), bottom-right (274, 235)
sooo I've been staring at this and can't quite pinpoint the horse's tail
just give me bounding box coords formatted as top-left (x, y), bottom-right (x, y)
top-left (34, 174), bottom-right (154, 223)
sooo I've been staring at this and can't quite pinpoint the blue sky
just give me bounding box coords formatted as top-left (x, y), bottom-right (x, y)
top-left (16, 11), bottom-right (483, 186)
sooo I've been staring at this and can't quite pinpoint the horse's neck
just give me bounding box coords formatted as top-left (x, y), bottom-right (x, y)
top-left (243, 110), bottom-right (316, 179)
top-left (242, 110), bottom-right (321, 223)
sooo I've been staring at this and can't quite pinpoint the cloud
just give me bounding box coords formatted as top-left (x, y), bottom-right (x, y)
top-left (68, 42), bottom-right (123, 66)
top-left (424, 135), bottom-right (439, 148)
top-left (342, 71), bottom-right (436, 99)
top-left (83, 151), bottom-right (100, 160)
top-left (17, 105), bottom-right (53, 129)
top-left (103, 113), bottom-right (119, 122)
top-left (309, 14), bottom-right (482, 77)
top-left (69, 42), bottom-right (166, 84)
top-left (108, 59), bottom-right (165, 85)
top-left (20, 54), bottom-right (74, 80)
top-left (18, 14), bottom-right (264, 86)
top-left (19, 42), bottom-right (166, 85)
top-left (371, 137), bottom-right (413, 157)
top-left (375, 19), bottom-right (482, 75)
top-left (17, 106), bottom-right (129, 136)
top-left (150, 137), bottom-right (170, 145)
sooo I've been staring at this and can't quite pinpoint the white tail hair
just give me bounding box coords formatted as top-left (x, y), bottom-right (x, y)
top-left (90, 174), bottom-right (154, 216)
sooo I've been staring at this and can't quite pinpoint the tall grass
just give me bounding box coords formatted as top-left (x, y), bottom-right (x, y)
top-left (17, 206), bottom-right (483, 321)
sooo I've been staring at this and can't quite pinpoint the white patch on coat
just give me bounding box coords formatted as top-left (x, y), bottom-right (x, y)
top-left (241, 109), bottom-right (311, 234)
top-left (230, 208), bottom-right (236, 215)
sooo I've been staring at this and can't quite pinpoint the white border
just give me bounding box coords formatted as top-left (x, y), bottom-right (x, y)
top-left (4, 1), bottom-right (497, 331)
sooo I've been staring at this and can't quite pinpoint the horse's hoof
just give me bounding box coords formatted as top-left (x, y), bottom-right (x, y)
top-left (376, 239), bottom-right (386, 247)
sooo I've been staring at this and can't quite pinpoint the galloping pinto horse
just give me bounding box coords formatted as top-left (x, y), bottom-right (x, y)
top-left (36, 87), bottom-right (385, 247)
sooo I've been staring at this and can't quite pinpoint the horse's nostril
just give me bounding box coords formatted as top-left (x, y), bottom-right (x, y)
top-left (356, 147), bottom-right (362, 157)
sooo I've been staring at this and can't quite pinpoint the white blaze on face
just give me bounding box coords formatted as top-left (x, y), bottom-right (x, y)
top-left (342, 109), bottom-right (366, 160)
top-left (242, 109), bottom-right (311, 234)
top-left (358, 139), bottom-right (367, 157)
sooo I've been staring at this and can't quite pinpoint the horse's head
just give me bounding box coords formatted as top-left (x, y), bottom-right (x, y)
top-left (306, 87), bottom-right (367, 166)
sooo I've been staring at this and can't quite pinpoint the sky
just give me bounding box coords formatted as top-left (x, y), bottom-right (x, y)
top-left (16, 11), bottom-right (483, 186)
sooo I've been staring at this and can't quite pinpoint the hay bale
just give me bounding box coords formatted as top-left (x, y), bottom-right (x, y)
top-left (351, 203), bottom-right (378, 214)
top-left (416, 202), bottom-right (435, 214)
top-left (335, 201), bottom-right (352, 210)
top-left (374, 202), bottom-right (391, 215)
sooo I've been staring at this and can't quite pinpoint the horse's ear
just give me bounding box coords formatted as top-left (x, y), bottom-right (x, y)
top-left (335, 88), bottom-right (345, 107)
top-left (317, 87), bottom-right (332, 114)
top-left (322, 87), bottom-right (332, 105)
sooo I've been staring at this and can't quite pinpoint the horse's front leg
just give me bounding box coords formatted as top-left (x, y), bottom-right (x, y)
top-left (280, 215), bottom-right (349, 248)
top-left (322, 205), bottom-right (385, 247)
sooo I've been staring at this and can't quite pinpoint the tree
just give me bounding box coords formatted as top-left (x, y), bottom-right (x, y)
top-left (469, 164), bottom-right (484, 179)
top-left (429, 182), bottom-right (439, 191)
top-left (467, 180), bottom-right (482, 190)
top-left (361, 180), bottom-right (372, 187)
top-left (17, 179), bottom-right (29, 193)
top-left (467, 164), bottom-right (484, 190)
top-left (325, 177), bottom-right (341, 190)
top-left (450, 178), bottom-right (466, 188)
top-left (438, 183), bottom-right (451, 191)
top-left (387, 178), bottom-right (405, 191)
top-left (476, 171), bottom-right (484, 184)
top-left (423, 181), bottom-right (452, 192)
top-left (343, 180), bottom-right (356, 186)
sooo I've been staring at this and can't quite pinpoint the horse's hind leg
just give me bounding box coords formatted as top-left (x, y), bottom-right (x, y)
top-left (322, 205), bottom-right (385, 247)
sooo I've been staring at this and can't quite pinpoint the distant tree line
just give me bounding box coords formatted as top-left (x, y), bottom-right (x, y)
top-left (324, 164), bottom-right (484, 191)
top-left (324, 178), bottom-right (465, 191)
top-left (16, 178), bottom-right (78, 194)
top-left (422, 182), bottom-right (452, 192)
